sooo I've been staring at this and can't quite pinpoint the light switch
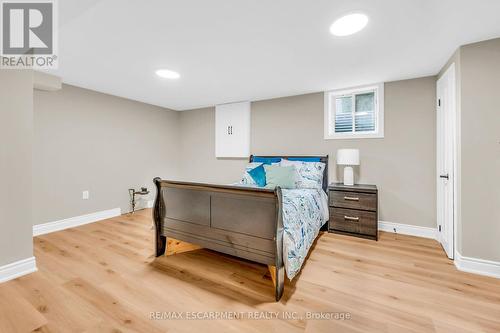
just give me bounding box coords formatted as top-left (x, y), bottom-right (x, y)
top-left (82, 190), bottom-right (89, 200)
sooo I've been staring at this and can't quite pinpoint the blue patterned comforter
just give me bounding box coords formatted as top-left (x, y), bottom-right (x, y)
top-left (231, 183), bottom-right (329, 279)
top-left (230, 182), bottom-right (329, 280)
top-left (281, 188), bottom-right (329, 279)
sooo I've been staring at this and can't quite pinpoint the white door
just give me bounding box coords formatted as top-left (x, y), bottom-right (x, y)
top-left (215, 104), bottom-right (233, 157)
top-left (215, 101), bottom-right (251, 158)
top-left (436, 64), bottom-right (456, 259)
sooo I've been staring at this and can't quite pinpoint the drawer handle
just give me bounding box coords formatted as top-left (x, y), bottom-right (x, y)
top-left (344, 216), bottom-right (360, 222)
top-left (344, 196), bottom-right (360, 201)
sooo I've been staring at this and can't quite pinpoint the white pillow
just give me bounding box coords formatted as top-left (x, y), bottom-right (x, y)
top-left (280, 159), bottom-right (325, 189)
top-left (239, 162), bottom-right (263, 185)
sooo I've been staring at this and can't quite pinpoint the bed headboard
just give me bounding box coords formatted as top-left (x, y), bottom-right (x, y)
top-left (249, 155), bottom-right (329, 192)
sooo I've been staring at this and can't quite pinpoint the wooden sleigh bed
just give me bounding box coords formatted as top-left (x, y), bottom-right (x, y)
top-left (152, 155), bottom-right (328, 301)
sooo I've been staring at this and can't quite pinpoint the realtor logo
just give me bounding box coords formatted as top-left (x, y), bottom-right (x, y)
top-left (1, 0), bottom-right (58, 68)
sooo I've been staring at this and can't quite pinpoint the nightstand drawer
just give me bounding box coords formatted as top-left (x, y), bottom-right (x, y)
top-left (329, 190), bottom-right (377, 212)
top-left (329, 207), bottom-right (377, 236)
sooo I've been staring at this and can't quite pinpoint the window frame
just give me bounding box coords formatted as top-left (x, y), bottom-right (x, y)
top-left (324, 83), bottom-right (384, 140)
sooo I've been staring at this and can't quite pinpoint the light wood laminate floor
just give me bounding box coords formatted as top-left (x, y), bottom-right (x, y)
top-left (1, 209), bottom-right (499, 332)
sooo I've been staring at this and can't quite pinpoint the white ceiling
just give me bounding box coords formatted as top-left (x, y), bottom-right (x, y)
top-left (52, 0), bottom-right (500, 110)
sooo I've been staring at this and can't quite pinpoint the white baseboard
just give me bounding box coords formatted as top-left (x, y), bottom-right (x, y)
top-left (0, 257), bottom-right (37, 283)
top-left (33, 208), bottom-right (121, 236)
top-left (455, 252), bottom-right (500, 279)
top-left (378, 221), bottom-right (437, 239)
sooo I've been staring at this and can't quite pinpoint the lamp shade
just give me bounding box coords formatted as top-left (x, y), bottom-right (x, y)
top-left (337, 149), bottom-right (360, 166)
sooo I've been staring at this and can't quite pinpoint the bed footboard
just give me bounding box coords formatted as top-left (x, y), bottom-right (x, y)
top-left (153, 178), bottom-right (285, 301)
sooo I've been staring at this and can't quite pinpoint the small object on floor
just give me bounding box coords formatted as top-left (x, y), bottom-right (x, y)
top-left (128, 187), bottom-right (150, 214)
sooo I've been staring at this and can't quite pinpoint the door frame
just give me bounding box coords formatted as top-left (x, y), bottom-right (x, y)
top-left (436, 63), bottom-right (458, 260)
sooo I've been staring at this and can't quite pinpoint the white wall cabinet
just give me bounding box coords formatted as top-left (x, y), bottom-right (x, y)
top-left (215, 101), bottom-right (251, 158)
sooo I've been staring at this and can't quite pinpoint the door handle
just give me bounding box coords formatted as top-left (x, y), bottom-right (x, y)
top-left (440, 174), bottom-right (449, 180)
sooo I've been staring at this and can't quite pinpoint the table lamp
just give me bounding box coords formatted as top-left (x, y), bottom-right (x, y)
top-left (337, 149), bottom-right (360, 186)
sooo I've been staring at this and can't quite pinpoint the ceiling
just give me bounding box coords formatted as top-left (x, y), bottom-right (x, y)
top-left (52, 0), bottom-right (500, 110)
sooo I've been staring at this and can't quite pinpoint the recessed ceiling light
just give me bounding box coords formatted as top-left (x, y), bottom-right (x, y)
top-left (155, 69), bottom-right (180, 79)
top-left (330, 13), bottom-right (368, 37)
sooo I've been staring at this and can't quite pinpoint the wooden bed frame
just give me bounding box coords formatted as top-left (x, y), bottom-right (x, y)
top-left (152, 155), bottom-right (328, 301)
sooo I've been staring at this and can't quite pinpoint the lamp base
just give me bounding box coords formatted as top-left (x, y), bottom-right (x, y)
top-left (343, 166), bottom-right (354, 186)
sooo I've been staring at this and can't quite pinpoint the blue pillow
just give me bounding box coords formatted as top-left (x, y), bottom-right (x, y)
top-left (252, 156), bottom-right (282, 165)
top-left (247, 164), bottom-right (267, 187)
top-left (287, 157), bottom-right (321, 162)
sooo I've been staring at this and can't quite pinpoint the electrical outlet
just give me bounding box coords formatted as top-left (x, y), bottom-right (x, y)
top-left (82, 190), bottom-right (89, 200)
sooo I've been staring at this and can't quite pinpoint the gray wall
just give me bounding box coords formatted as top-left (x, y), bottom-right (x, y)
top-left (179, 77), bottom-right (437, 228)
top-left (439, 38), bottom-right (500, 262)
top-left (459, 39), bottom-right (500, 261)
top-left (33, 84), bottom-right (180, 225)
top-left (0, 70), bottom-right (34, 266)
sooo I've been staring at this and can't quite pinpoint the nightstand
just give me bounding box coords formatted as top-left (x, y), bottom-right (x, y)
top-left (328, 183), bottom-right (378, 240)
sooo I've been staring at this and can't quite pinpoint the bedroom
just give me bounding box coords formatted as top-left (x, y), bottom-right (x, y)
top-left (1, 1), bottom-right (499, 332)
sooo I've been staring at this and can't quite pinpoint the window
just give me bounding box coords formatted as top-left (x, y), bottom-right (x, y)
top-left (324, 83), bottom-right (384, 139)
